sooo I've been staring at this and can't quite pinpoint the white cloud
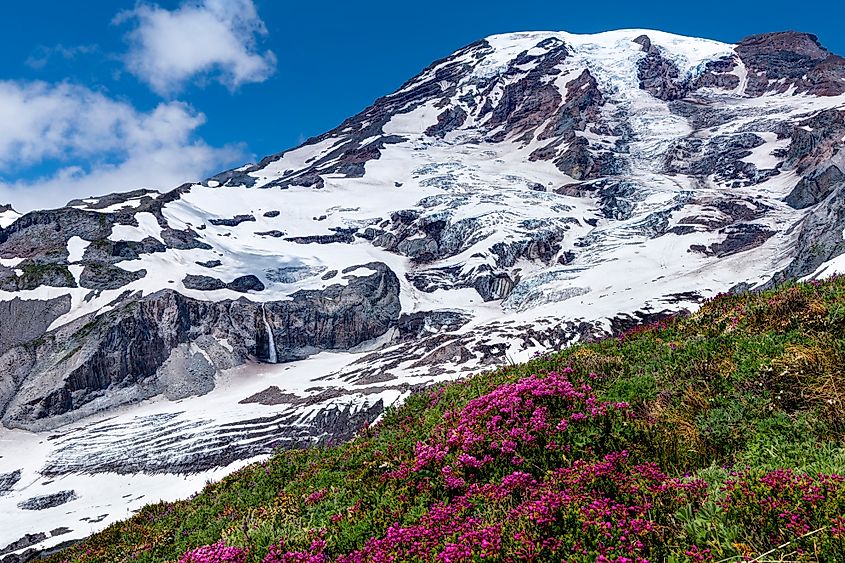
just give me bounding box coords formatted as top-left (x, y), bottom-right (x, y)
top-left (0, 80), bottom-right (244, 212)
top-left (116, 0), bottom-right (276, 96)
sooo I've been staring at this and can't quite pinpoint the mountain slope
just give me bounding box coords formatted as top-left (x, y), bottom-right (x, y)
top-left (45, 275), bottom-right (845, 562)
top-left (2, 28), bottom-right (845, 554)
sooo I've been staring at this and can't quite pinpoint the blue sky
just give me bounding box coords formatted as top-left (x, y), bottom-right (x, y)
top-left (1, 0), bottom-right (843, 210)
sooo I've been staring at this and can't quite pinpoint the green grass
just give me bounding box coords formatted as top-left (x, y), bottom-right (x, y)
top-left (47, 277), bottom-right (845, 562)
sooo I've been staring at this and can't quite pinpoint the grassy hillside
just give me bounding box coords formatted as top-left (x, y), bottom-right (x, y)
top-left (50, 277), bottom-right (845, 562)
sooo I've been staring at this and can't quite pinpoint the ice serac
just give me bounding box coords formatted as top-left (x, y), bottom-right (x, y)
top-left (3, 28), bottom-right (845, 554)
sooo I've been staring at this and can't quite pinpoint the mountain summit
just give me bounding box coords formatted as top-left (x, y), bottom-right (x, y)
top-left (2, 29), bottom-right (845, 554)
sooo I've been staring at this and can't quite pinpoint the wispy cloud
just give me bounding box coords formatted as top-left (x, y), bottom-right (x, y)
top-left (0, 80), bottom-right (244, 211)
top-left (25, 44), bottom-right (100, 70)
top-left (115, 0), bottom-right (277, 96)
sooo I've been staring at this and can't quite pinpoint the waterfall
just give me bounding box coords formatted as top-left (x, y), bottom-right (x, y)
top-left (261, 303), bottom-right (277, 364)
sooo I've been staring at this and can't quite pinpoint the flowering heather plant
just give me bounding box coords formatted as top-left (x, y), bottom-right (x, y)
top-left (262, 452), bottom-right (707, 562)
top-left (304, 489), bottom-right (329, 505)
top-left (406, 368), bottom-right (633, 489)
top-left (720, 468), bottom-right (845, 558)
top-left (178, 541), bottom-right (247, 563)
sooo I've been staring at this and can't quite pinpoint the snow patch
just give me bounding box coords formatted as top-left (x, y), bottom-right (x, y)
top-left (67, 236), bottom-right (90, 263)
top-left (108, 212), bottom-right (163, 242)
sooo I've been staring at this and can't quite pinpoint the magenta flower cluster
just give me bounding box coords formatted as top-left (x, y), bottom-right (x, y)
top-left (721, 468), bottom-right (845, 556)
top-left (304, 489), bottom-right (329, 505)
top-left (407, 368), bottom-right (631, 487)
top-left (177, 541), bottom-right (247, 563)
top-left (263, 451), bottom-right (706, 562)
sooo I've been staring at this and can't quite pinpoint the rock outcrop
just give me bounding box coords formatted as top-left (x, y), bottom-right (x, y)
top-left (0, 264), bottom-right (399, 430)
top-left (736, 31), bottom-right (845, 96)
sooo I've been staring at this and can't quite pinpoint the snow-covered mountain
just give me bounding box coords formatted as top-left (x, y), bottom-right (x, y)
top-left (3, 28), bottom-right (845, 557)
